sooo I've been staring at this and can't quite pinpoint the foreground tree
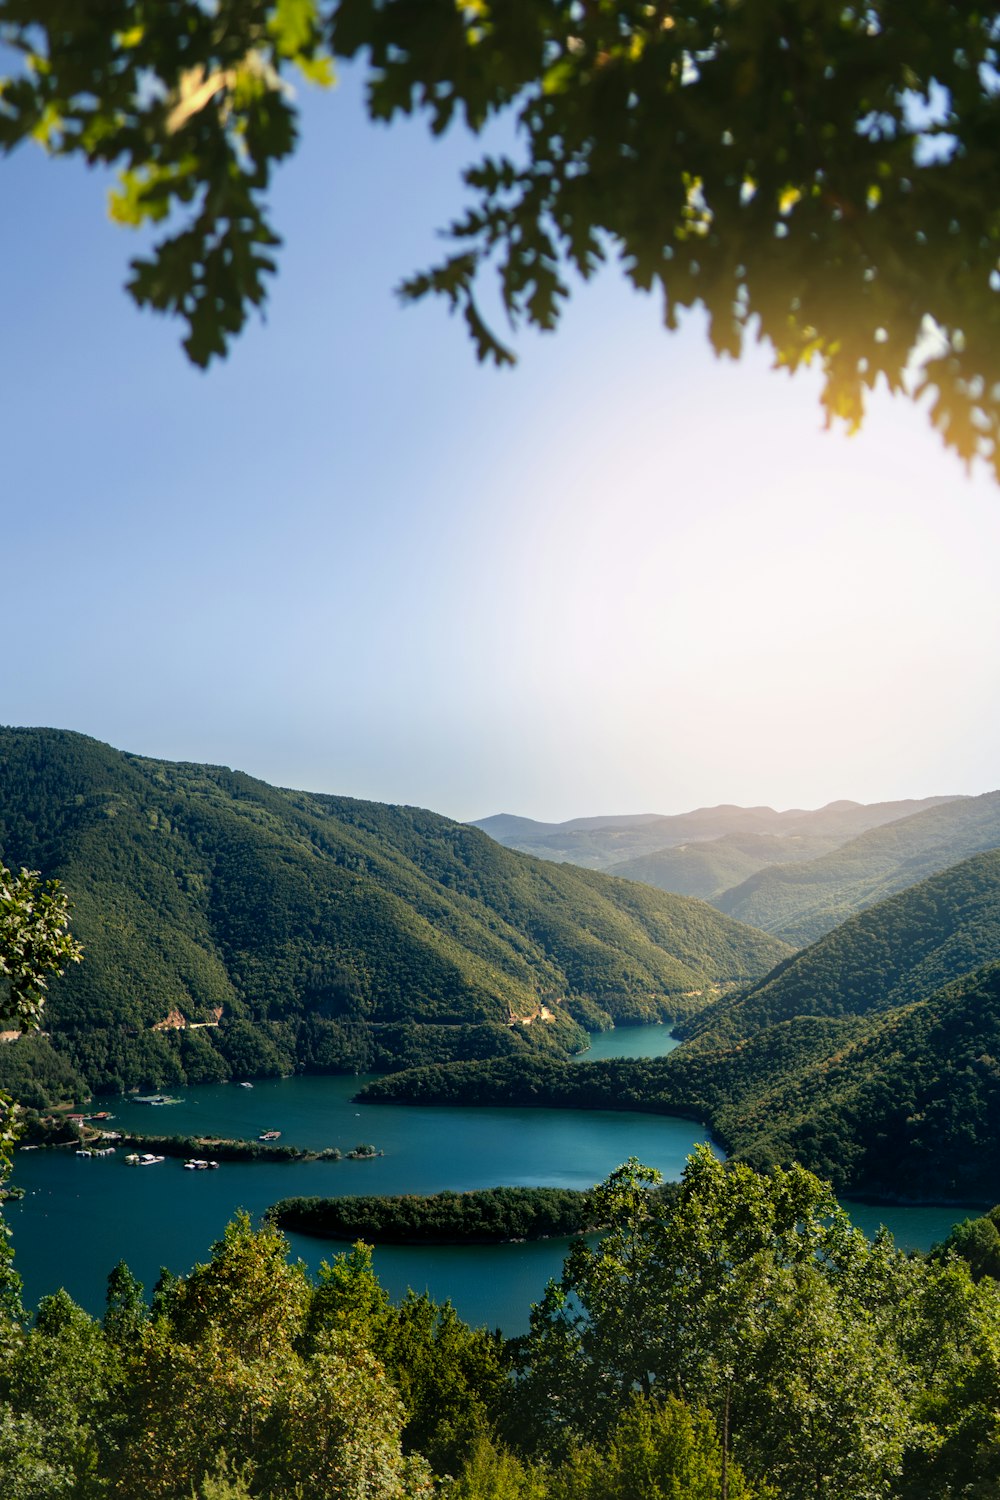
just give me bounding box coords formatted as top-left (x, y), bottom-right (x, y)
top-left (2, 3), bottom-right (999, 475)
top-left (113, 1215), bottom-right (436, 1499)
top-left (0, 860), bottom-right (82, 1339)
top-left (516, 1150), bottom-right (916, 1497)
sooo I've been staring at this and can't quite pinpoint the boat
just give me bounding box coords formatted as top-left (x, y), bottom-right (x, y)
top-left (257, 1130), bottom-right (281, 1142)
top-left (238, 1082), bottom-right (253, 1089)
top-left (125, 1152), bottom-right (165, 1166)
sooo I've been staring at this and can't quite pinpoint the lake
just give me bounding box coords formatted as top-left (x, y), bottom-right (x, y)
top-left (6, 1025), bottom-right (978, 1333)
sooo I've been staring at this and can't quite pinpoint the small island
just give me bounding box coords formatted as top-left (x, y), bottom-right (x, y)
top-left (267, 1185), bottom-right (591, 1244)
top-left (114, 1132), bottom-right (346, 1164)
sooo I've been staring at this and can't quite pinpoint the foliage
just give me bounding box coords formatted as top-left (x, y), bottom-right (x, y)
top-left (1, 1162), bottom-right (1000, 1494)
top-left (103, 1260), bottom-right (148, 1347)
top-left (269, 1184), bottom-right (590, 1243)
top-left (109, 1215), bottom-right (435, 1499)
top-left (3, 6), bottom-right (1000, 475)
top-left (514, 1151), bottom-right (971, 1499)
top-left (445, 1432), bottom-right (547, 1500)
top-left (0, 864), bottom-right (83, 1033)
top-left (0, 859), bottom-right (82, 1167)
top-left (304, 1240), bottom-right (508, 1474)
top-left (547, 1395), bottom-right (761, 1500)
top-left (0, 851), bottom-right (83, 1353)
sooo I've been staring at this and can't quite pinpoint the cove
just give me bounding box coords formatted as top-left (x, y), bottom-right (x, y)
top-left (6, 1025), bottom-right (981, 1334)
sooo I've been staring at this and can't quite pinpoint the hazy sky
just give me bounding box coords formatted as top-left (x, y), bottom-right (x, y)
top-left (4, 68), bottom-right (999, 824)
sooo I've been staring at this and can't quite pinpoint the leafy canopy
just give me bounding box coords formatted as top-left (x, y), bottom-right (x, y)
top-left (2, 2), bottom-right (999, 475)
top-left (0, 862), bottom-right (81, 1168)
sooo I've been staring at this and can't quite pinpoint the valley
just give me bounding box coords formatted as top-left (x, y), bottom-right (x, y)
top-left (3, 734), bottom-right (1000, 1498)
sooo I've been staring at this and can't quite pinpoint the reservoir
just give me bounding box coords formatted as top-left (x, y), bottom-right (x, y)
top-left (6, 1025), bottom-right (977, 1333)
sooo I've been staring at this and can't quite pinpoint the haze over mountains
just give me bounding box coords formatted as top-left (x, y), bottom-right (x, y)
top-left (474, 797), bottom-right (958, 871)
top-left (476, 792), bottom-right (1000, 945)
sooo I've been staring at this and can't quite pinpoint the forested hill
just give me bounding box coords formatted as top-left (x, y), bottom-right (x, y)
top-left (364, 852), bottom-right (1000, 1201)
top-left (679, 849), bottom-right (1000, 1047)
top-left (687, 961), bottom-right (1000, 1202)
top-left (712, 791), bottom-right (1000, 944)
top-left (0, 728), bottom-right (789, 1100)
top-left (605, 830), bottom-right (840, 901)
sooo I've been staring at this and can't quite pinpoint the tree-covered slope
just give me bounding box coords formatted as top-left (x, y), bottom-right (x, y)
top-left (607, 831), bottom-right (839, 900)
top-left (365, 851), bottom-right (1000, 1199)
top-left (712, 792), bottom-right (1000, 944)
top-left (694, 962), bottom-right (1000, 1202)
top-left (680, 849), bottom-right (1000, 1047)
top-left (0, 728), bottom-right (789, 1096)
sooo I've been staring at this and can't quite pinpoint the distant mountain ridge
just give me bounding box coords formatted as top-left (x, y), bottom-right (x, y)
top-left (713, 791), bottom-right (1000, 944)
top-left (475, 794), bottom-right (1000, 950)
top-left (605, 831), bottom-right (842, 902)
top-left (0, 728), bottom-right (790, 1103)
top-left (473, 797), bottom-right (961, 873)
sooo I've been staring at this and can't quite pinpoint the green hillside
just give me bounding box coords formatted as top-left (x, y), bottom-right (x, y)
top-left (0, 728), bottom-right (789, 1099)
top-left (712, 791), bottom-right (1000, 943)
top-left (607, 830), bottom-right (838, 900)
top-left (692, 962), bottom-right (1000, 1201)
top-left (681, 848), bottom-right (1000, 1046)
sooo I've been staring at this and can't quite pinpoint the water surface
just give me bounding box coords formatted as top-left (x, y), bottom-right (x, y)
top-left (7, 1024), bottom-right (979, 1333)
top-left (10, 1030), bottom-right (708, 1332)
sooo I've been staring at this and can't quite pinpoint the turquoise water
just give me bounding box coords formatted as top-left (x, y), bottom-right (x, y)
top-left (571, 1025), bottom-right (681, 1062)
top-left (8, 1031), bottom-right (713, 1333)
top-left (5, 1025), bottom-right (979, 1333)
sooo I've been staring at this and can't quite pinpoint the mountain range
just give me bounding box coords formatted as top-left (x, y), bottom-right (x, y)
top-left (473, 797), bottom-right (959, 870)
top-left (476, 792), bottom-right (1000, 946)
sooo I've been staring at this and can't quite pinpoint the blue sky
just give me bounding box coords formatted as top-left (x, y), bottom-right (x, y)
top-left (3, 66), bottom-right (999, 823)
